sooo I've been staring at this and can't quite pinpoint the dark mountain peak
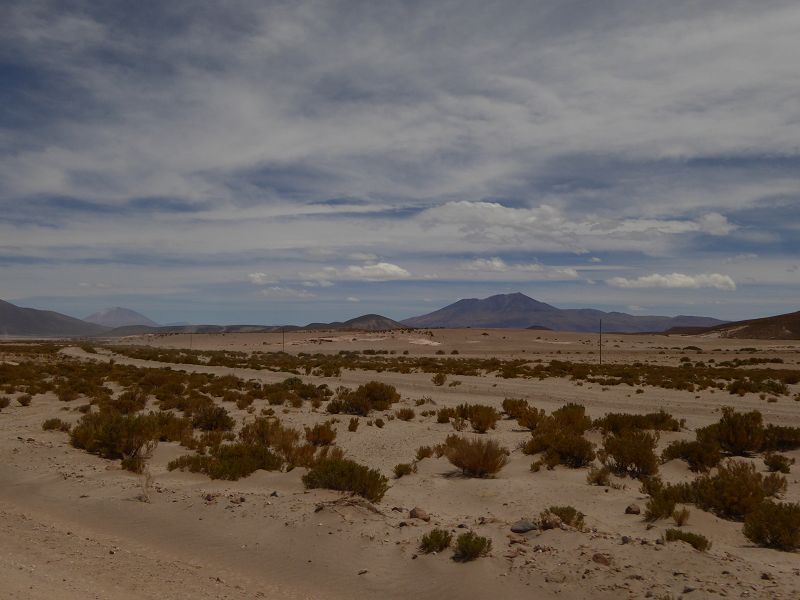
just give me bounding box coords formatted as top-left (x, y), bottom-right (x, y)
top-left (0, 298), bottom-right (108, 337)
top-left (85, 307), bottom-right (158, 328)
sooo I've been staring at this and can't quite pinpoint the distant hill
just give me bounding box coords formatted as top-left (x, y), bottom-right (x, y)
top-left (100, 313), bottom-right (406, 337)
top-left (85, 307), bottom-right (159, 328)
top-left (668, 310), bottom-right (800, 340)
top-left (0, 298), bottom-right (108, 337)
top-left (402, 292), bottom-right (726, 333)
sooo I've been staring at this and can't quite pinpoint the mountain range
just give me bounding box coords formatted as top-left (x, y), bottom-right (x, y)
top-left (0, 298), bottom-right (108, 337)
top-left (401, 293), bottom-right (726, 333)
top-left (666, 310), bottom-right (800, 340)
top-left (84, 307), bottom-right (159, 328)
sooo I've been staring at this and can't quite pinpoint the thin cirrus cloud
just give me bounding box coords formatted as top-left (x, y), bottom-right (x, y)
top-left (259, 286), bottom-right (315, 299)
top-left (607, 273), bottom-right (737, 291)
top-left (461, 257), bottom-right (578, 279)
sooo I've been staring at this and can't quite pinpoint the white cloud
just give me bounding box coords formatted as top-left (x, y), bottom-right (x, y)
top-left (247, 272), bottom-right (275, 285)
top-left (346, 296), bottom-right (360, 302)
top-left (461, 257), bottom-right (578, 279)
top-left (259, 286), bottom-right (315, 299)
top-left (607, 273), bottom-right (736, 291)
top-left (343, 262), bottom-right (411, 281)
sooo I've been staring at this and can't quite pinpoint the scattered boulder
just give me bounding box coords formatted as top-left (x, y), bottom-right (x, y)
top-left (409, 507), bottom-right (430, 522)
top-left (511, 520), bottom-right (538, 534)
top-left (592, 553), bottom-right (612, 566)
top-left (625, 504), bottom-right (641, 515)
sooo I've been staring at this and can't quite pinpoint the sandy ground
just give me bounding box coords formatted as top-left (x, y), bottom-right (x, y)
top-left (2, 329), bottom-right (800, 599)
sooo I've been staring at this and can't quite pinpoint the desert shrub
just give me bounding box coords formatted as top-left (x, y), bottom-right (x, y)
top-left (374, 418), bottom-right (385, 428)
top-left (395, 407), bottom-right (415, 421)
top-left (502, 398), bottom-right (529, 419)
top-left (662, 439), bottom-right (721, 472)
top-left (108, 387), bottom-right (147, 414)
top-left (0, 396), bottom-right (9, 410)
top-left (762, 425), bottom-right (800, 451)
top-left (550, 403), bottom-right (592, 434)
top-left (645, 494), bottom-right (677, 522)
top-left (326, 381), bottom-right (400, 416)
top-left (594, 410), bottom-right (680, 434)
top-left (442, 434), bottom-right (509, 477)
top-left (453, 403), bottom-right (499, 433)
top-left (602, 430), bottom-right (659, 478)
top-left (348, 417), bottom-right (359, 432)
top-left (764, 453), bottom-right (794, 474)
top-left (42, 418), bottom-right (71, 432)
top-left (524, 426), bottom-right (596, 469)
top-left (168, 443), bottom-right (282, 480)
top-left (302, 457), bottom-right (389, 502)
top-left (70, 410), bottom-right (160, 472)
top-left (545, 505), bottom-right (585, 530)
top-left (453, 532), bottom-right (492, 561)
top-left (692, 460), bottom-right (784, 520)
top-left (664, 529), bottom-right (710, 552)
top-left (516, 406), bottom-right (546, 431)
top-left (416, 445), bottom-right (433, 460)
top-left (17, 394), bottom-right (32, 406)
top-left (672, 506), bottom-right (690, 526)
top-left (436, 407), bottom-right (455, 423)
top-left (305, 420), bottom-right (337, 446)
top-left (586, 465), bottom-right (611, 486)
top-left (701, 407), bottom-right (764, 456)
top-left (393, 462), bottom-right (416, 478)
top-left (743, 501), bottom-right (800, 551)
top-left (191, 404), bottom-right (235, 431)
top-left (432, 372), bottom-right (447, 386)
top-left (419, 528), bottom-right (452, 553)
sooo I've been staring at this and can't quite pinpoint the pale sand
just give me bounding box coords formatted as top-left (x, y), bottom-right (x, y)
top-left (2, 329), bottom-right (799, 599)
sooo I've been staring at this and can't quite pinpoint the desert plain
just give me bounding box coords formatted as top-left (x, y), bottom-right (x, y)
top-left (1, 328), bottom-right (799, 600)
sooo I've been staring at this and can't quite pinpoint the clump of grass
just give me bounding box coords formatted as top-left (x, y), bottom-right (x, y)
top-left (545, 505), bottom-right (585, 530)
top-left (501, 398), bottom-right (529, 420)
top-left (302, 457), bottom-right (389, 502)
top-left (17, 394), bottom-right (33, 406)
top-left (662, 439), bottom-right (721, 472)
top-left (664, 529), bottom-right (710, 552)
top-left (441, 434), bottom-right (509, 477)
top-left (327, 382), bottom-right (400, 416)
top-left (419, 528), bottom-right (452, 553)
top-left (594, 410), bottom-right (680, 434)
top-left (432, 372), bottom-right (447, 386)
top-left (586, 465), bottom-right (611, 486)
top-left (393, 462), bottom-right (416, 478)
top-left (42, 418), bottom-right (71, 432)
top-left (305, 420), bottom-right (337, 446)
top-left (395, 407), bottom-right (415, 421)
top-left (168, 443), bottom-right (283, 480)
top-left (416, 445), bottom-right (433, 460)
top-left (453, 532), bottom-right (492, 561)
top-left (743, 501), bottom-right (800, 551)
top-left (348, 417), bottom-right (359, 432)
top-left (0, 396), bottom-right (9, 410)
top-left (672, 506), bottom-right (690, 526)
top-left (191, 404), bottom-right (235, 431)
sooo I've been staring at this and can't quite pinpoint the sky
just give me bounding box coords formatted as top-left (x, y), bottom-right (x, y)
top-left (1, 0), bottom-right (799, 325)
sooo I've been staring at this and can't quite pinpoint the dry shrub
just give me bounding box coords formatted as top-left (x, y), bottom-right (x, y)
top-left (662, 439), bottom-right (721, 472)
top-left (395, 407), bottom-right (415, 421)
top-left (437, 407), bottom-right (454, 423)
top-left (70, 410), bottom-right (165, 472)
top-left (305, 420), bottom-right (337, 446)
top-left (432, 372), bottom-right (447, 386)
top-left (453, 404), bottom-right (499, 434)
top-left (393, 462), bottom-right (416, 478)
top-left (516, 406), bottom-right (546, 431)
top-left (602, 430), bottom-right (659, 478)
top-left (764, 453), bottom-right (794, 474)
top-left (545, 505), bottom-right (585, 530)
top-left (348, 417), bottom-right (359, 432)
top-left (42, 418), bottom-right (71, 432)
top-left (442, 434), bottom-right (509, 477)
top-left (594, 409), bottom-right (680, 434)
top-left (501, 398), bottom-right (529, 420)
top-left (327, 381), bottom-right (400, 416)
top-left (419, 528), bottom-right (452, 553)
top-left (453, 532), bottom-right (491, 561)
top-left (699, 407), bottom-right (763, 456)
top-left (664, 529), bottom-right (710, 552)
top-left (302, 457), bottom-right (389, 502)
top-left (169, 443), bottom-right (282, 480)
top-left (693, 460), bottom-right (785, 520)
top-left (17, 394), bottom-right (33, 407)
top-left (191, 404), bottom-right (235, 431)
top-left (0, 396), bottom-right (9, 410)
top-left (743, 501), bottom-right (800, 551)
top-left (416, 445), bottom-right (433, 460)
top-left (586, 465), bottom-right (611, 486)
top-left (672, 506), bottom-right (690, 526)
top-left (763, 425), bottom-right (800, 452)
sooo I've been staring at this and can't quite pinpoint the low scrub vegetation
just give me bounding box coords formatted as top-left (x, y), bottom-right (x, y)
top-left (305, 420), bottom-right (337, 446)
top-left (453, 532), bottom-right (492, 561)
top-left (764, 453), bottom-right (794, 474)
top-left (302, 457), bottom-right (389, 502)
top-left (743, 501), bottom-right (800, 551)
top-left (601, 430), bottom-right (659, 478)
top-left (441, 434), bottom-right (509, 477)
top-left (393, 462), bottom-right (416, 478)
top-left (327, 382), bottom-right (400, 416)
top-left (664, 529), bottom-right (710, 552)
top-left (594, 410), bottom-right (680, 434)
top-left (42, 417), bottom-right (71, 432)
top-left (419, 528), bottom-right (452, 553)
top-left (545, 505), bottom-right (585, 530)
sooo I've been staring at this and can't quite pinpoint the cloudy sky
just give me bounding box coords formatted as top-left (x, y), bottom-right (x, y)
top-left (2, 0), bottom-right (799, 325)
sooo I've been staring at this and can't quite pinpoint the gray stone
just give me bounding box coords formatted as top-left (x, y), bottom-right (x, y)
top-left (510, 520), bottom-right (538, 534)
top-left (625, 504), bottom-right (641, 515)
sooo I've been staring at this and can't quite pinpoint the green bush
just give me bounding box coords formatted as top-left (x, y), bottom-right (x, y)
top-left (545, 505), bottom-right (585, 530)
top-left (442, 434), bottom-right (509, 477)
top-left (700, 407), bottom-right (763, 456)
top-left (502, 398), bottom-right (529, 420)
top-left (524, 427), bottom-right (596, 469)
top-left (419, 528), bottom-right (452, 553)
top-left (602, 430), bottom-right (659, 478)
top-left (743, 501), bottom-right (800, 551)
top-left (453, 532), bottom-right (492, 561)
top-left (453, 404), bottom-right (499, 434)
top-left (168, 443), bottom-right (282, 480)
top-left (302, 457), bottom-right (389, 502)
top-left (662, 439), bottom-right (721, 472)
top-left (763, 425), bottom-right (800, 452)
top-left (664, 529), bottom-right (710, 552)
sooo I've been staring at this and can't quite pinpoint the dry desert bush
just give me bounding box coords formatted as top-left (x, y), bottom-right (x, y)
top-left (453, 532), bottom-right (492, 561)
top-left (419, 528), bottom-right (452, 553)
top-left (441, 434), bottom-right (509, 477)
top-left (302, 457), bottom-right (389, 502)
top-left (743, 501), bottom-right (800, 551)
top-left (664, 529), bottom-right (710, 552)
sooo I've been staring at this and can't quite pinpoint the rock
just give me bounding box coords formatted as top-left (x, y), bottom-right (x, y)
top-left (621, 536), bottom-right (632, 545)
top-left (655, 538), bottom-right (664, 545)
top-left (358, 569), bottom-right (368, 575)
top-left (539, 512), bottom-right (562, 530)
top-left (270, 491), bottom-right (280, 497)
top-left (625, 504), bottom-right (641, 515)
top-left (683, 586), bottom-right (696, 594)
top-left (592, 553), bottom-right (612, 566)
top-left (409, 507), bottom-right (430, 522)
top-left (761, 572), bottom-right (773, 581)
top-left (511, 520), bottom-right (538, 534)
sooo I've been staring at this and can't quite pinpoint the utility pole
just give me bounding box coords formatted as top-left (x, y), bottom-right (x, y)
top-left (599, 319), bottom-right (603, 366)
top-left (282, 326), bottom-right (285, 352)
